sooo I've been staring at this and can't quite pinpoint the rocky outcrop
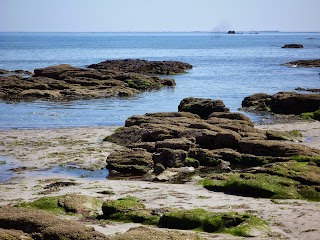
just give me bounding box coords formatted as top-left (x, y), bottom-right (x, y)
top-left (105, 97), bottom-right (320, 178)
top-left (87, 59), bottom-right (192, 75)
top-left (0, 207), bottom-right (109, 240)
top-left (178, 97), bottom-right (229, 119)
top-left (242, 92), bottom-right (320, 115)
top-left (282, 44), bottom-right (304, 48)
top-left (0, 59), bottom-right (192, 101)
top-left (282, 59), bottom-right (320, 68)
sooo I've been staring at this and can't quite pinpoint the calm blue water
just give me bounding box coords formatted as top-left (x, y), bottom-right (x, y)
top-left (0, 32), bottom-right (319, 129)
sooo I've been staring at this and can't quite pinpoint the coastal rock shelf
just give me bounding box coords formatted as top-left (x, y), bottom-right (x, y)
top-left (0, 59), bottom-right (192, 101)
top-left (104, 97), bottom-right (320, 201)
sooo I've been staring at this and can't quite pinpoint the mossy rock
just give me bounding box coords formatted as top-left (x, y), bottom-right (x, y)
top-left (201, 172), bottom-right (320, 201)
top-left (0, 207), bottom-right (108, 240)
top-left (266, 130), bottom-right (302, 141)
top-left (16, 196), bottom-right (65, 214)
top-left (101, 196), bottom-right (160, 225)
top-left (300, 109), bottom-right (320, 120)
top-left (158, 208), bottom-right (267, 237)
top-left (290, 155), bottom-right (320, 166)
top-left (16, 194), bottom-right (103, 217)
top-left (256, 160), bottom-right (320, 186)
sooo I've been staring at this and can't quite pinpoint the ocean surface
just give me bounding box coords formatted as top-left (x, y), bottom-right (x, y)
top-left (0, 32), bottom-right (319, 129)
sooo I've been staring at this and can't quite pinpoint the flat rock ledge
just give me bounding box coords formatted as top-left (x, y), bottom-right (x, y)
top-left (282, 59), bottom-right (320, 68)
top-left (105, 97), bottom-right (320, 182)
top-left (0, 59), bottom-right (192, 101)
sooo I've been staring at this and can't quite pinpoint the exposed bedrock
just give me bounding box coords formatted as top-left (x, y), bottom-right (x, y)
top-left (105, 97), bottom-right (320, 178)
top-left (0, 59), bottom-right (191, 101)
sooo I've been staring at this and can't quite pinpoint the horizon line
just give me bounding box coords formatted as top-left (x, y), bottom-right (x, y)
top-left (1, 30), bottom-right (320, 33)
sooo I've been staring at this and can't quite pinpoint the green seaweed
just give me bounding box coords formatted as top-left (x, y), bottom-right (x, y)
top-left (158, 208), bottom-right (267, 237)
top-left (16, 196), bottom-right (65, 214)
top-left (200, 171), bottom-right (320, 201)
top-left (101, 196), bottom-right (159, 225)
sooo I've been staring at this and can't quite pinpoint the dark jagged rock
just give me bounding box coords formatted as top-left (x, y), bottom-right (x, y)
top-left (87, 59), bottom-right (192, 75)
top-left (178, 97), bottom-right (229, 119)
top-left (242, 92), bottom-right (320, 115)
top-left (282, 44), bottom-right (304, 48)
top-left (0, 207), bottom-right (109, 240)
top-left (0, 60), bottom-right (191, 101)
top-left (227, 31), bottom-right (236, 34)
top-left (105, 97), bottom-right (320, 178)
top-left (282, 59), bottom-right (320, 68)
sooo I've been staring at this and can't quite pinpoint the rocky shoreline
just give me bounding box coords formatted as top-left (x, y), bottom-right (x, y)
top-left (0, 59), bottom-right (192, 101)
top-left (1, 118), bottom-right (320, 239)
top-left (1, 58), bottom-right (320, 239)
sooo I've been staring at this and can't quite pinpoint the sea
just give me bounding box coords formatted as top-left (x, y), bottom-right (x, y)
top-left (0, 32), bottom-right (319, 129)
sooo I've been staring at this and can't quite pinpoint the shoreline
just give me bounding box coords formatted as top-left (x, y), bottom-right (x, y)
top-left (1, 121), bottom-right (320, 239)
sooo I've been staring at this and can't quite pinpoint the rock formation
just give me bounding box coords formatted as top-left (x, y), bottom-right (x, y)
top-left (0, 59), bottom-right (192, 101)
top-left (282, 44), bottom-right (304, 48)
top-left (241, 91), bottom-right (320, 115)
top-left (282, 59), bottom-right (320, 68)
top-left (105, 97), bottom-right (320, 181)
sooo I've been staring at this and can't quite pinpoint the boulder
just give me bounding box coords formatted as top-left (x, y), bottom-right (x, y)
top-left (106, 148), bottom-right (153, 175)
top-left (282, 44), bottom-right (304, 48)
top-left (270, 92), bottom-right (320, 114)
top-left (241, 93), bottom-right (272, 111)
top-left (242, 92), bottom-right (320, 115)
top-left (178, 97), bottom-right (229, 119)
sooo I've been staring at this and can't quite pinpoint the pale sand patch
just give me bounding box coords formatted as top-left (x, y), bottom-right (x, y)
top-left (0, 125), bottom-right (320, 239)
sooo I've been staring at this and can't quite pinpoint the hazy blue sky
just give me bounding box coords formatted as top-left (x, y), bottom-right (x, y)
top-left (1, 0), bottom-right (319, 32)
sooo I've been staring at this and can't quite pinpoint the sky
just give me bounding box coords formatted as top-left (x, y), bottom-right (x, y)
top-left (1, 0), bottom-right (320, 32)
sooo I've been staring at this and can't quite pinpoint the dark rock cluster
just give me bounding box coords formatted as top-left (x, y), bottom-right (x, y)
top-left (105, 97), bottom-right (320, 180)
top-left (282, 44), bottom-right (304, 48)
top-left (0, 59), bottom-right (192, 101)
top-left (282, 59), bottom-right (320, 68)
top-left (241, 91), bottom-right (320, 115)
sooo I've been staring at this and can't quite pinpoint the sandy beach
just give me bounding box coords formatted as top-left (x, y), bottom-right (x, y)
top-left (1, 121), bottom-right (320, 239)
